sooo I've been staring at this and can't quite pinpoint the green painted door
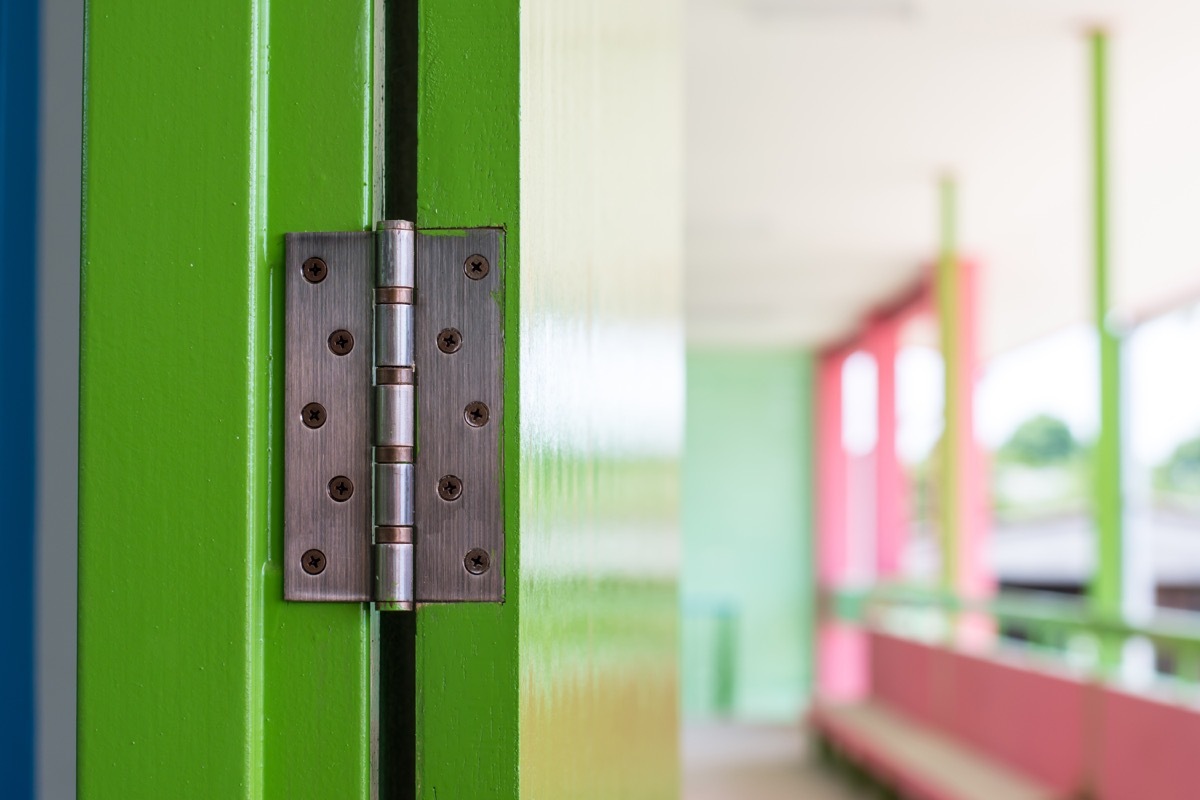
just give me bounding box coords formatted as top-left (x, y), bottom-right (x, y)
top-left (79, 1), bottom-right (682, 798)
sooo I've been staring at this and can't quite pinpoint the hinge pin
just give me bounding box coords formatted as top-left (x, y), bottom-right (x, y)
top-left (374, 221), bottom-right (417, 610)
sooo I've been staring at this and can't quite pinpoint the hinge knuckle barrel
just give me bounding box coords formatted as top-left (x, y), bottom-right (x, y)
top-left (373, 221), bottom-right (417, 609)
top-left (375, 303), bottom-right (414, 367)
top-left (376, 222), bottom-right (415, 288)
top-left (375, 384), bottom-right (414, 447)
top-left (375, 542), bottom-right (414, 607)
top-left (374, 462), bottom-right (415, 526)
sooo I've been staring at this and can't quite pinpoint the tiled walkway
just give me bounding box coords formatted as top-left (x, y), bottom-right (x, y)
top-left (683, 722), bottom-right (868, 800)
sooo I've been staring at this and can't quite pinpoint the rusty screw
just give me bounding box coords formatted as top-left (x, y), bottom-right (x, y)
top-left (301, 402), bottom-right (327, 429)
top-left (301, 549), bottom-right (327, 575)
top-left (437, 474), bottom-right (463, 502)
top-left (437, 327), bottom-right (462, 354)
top-left (464, 254), bottom-right (490, 280)
top-left (303, 257), bottom-right (328, 284)
top-left (464, 548), bottom-right (490, 575)
top-left (464, 401), bottom-right (490, 428)
top-left (328, 475), bottom-right (354, 502)
top-left (328, 329), bottom-right (354, 356)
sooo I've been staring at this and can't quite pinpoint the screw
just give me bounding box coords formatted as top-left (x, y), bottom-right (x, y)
top-left (464, 254), bottom-right (490, 280)
top-left (301, 402), bottom-right (327, 429)
top-left (302, 549), bottom-right (327, 575)
top-left (437, 474), bottom-right (463, 501)
top-left (328, 475), bottom-right (354, 502)
top-left (328, 329), bottom-right (354, 356)
top-left (303, 257), bottom-right (328, 284)
top-left (437, 328), bottom-right (462, 354)
top-left (464, 548), bottom-right (490, 575)
top-left (464, 401), bottom-right (490, 428)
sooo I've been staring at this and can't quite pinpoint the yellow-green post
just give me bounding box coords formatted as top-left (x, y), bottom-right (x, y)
top-left (1090, 30), bottom-right (1125, 646)
top-left (936, 174), bottom-right (991, 644)
top-left (937, 175), bottom-right (960, 594)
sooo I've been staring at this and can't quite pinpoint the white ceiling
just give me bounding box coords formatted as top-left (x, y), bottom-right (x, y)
top-left (686, 0), bottom-right (1200, 355)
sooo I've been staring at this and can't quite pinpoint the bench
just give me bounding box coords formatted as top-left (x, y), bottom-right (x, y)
top-left (811, 632), bottom-right (1091, 800)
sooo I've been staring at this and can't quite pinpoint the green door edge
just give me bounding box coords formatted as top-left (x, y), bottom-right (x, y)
top-left (413, 2), bottom-right (521, 796)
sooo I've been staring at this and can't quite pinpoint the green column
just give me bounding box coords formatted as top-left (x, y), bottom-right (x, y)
top-left (1090, 30), bottom-right (1125, 628)
top-left (79, 2), bottom-right (376, 796)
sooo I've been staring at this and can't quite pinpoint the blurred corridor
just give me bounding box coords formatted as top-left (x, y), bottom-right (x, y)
top-left (682, 1), bottom-right (1200, 796)
top-left (683, 724), bottom-right (864, 800)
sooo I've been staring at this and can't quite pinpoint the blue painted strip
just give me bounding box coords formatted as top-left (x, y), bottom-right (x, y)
top-left (0, 0), bottom-right (40, 797)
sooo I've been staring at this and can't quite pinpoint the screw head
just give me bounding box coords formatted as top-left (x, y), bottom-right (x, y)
top-left (303, 257), bottom-right (328, 284)
top-left (437, 474), bottom-right (463, 501)
top-left (302, 549), bottom-right (327, 575)
top-left (464, 254), bottom-right (490, 280)
top-left (328, 475), bottom-right (354, 502)
top-left (328, 329), bottom-right (354, 356)
top-left (464, 548), bottom-right (491, 575)
top-left (301, 402), bottom-right (327, 429)
top-left (437, 328), bottom-right (462, 354)
top-left (464, 401), bottom-right (490, 428)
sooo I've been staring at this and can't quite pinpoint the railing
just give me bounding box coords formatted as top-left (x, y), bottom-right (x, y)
top-left (833, 584), bottom-right (1200, 694)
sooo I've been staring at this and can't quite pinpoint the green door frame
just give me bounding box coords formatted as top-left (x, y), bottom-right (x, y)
top-left (79, 2), bottom-right (379, 796)
top-left (80, 2), bottom-right (522, 796)
top-left (81, 3), bottom-right (681, 798)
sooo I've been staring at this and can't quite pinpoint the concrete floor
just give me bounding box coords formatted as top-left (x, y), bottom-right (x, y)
top-left (682, 722), bottom-right (869, 800)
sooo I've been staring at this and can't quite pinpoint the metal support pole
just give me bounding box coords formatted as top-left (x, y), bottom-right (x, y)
top-left (937, 176), bottom-right (961, 595)
top-left (1090, 30), bottom-right (1125, 627)
top-left (936, 176), bottom-right (992, 645)
top-left (1088, 29), bottom-right (1130, 674)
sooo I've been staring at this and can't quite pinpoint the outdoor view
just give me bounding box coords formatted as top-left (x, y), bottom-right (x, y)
top-left (892, 312), bottom-right (1200, 619)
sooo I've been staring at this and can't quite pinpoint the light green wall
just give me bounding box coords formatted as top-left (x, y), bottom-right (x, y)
top-left (682, 349), bottom-right (814, 722)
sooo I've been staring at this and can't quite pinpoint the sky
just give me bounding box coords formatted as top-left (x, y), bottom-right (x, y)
top-left (846, 312), bottom-right (1200, 468)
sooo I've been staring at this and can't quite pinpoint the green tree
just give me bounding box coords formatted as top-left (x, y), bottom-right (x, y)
top-left (1160, 436), bottom-right (1200, 491)
top-left (999, 414), bottom-right (1078, 466)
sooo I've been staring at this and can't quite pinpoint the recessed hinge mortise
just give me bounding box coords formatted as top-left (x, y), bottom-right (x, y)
top-left (283, 221), bottom-right (505, 607)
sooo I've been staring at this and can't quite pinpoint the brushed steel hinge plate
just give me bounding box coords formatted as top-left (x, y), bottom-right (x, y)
top-left (283, 225), bottom-right (505, 605)
top-left (284, 233), bottom-right (374, 601)
top-left (414, 229), bottom-right (505, 602)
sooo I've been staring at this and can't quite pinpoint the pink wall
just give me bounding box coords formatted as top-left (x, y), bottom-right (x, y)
top-left (948, 259), bottom-right (993, 603)
top-left (815, 347), bottom-right (867, 701)
top-left (817, 349), bottom-right (849, 586)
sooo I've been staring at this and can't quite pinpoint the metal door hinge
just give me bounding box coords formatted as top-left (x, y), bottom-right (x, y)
top-left (284, 221), bottom-right (504, 608)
